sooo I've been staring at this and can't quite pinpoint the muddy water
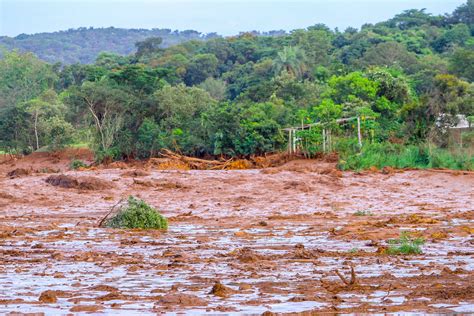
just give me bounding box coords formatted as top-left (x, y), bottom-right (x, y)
top-left (0, 164), bottom-right (473, 314)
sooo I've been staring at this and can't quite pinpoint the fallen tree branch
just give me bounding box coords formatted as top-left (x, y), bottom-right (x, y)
top-left (160, 148), bottom-right (232, 169)
top-left (161, 149), bottom-right (223, 165)
top-left (98, 198), bottom-right (125, 228)
top-left (335, 265), bottom-right (357, 286)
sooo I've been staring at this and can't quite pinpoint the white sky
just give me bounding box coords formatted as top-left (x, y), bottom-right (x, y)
top-left (0, 0), bottom-right (465, 37)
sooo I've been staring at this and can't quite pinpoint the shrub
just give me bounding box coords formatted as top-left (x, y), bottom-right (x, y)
top-left (103, 196), bottom-right (168, 230)
top-left (70, 159), bottom-right (87, 170)
top-left (387, 232), bottom-right (424, 255)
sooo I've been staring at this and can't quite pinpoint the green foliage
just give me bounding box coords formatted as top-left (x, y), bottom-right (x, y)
top-left (199, 78), bottom-right (227, 100)
top-left (349, 248), bottom-right (359, 254)
top-left (449, 48), bottom-right (474, 82)
top-left (135, 37), bottom-right (163, 58)
top-left (0, 51), bottom-right (56, 109)
top-left (313, 99), bottom-right (343, 123)
top-left (273, 46), bottom-right (307, 79)
top-left (0, 28), bottom-right (215, 64)
top-left (463, 130), bottom-right (474, 147)
top-left (104, 196), bottom-right (168, 230)
top-left (359, 42), bottom-right (419, 73)
top-left (136, 118), bottom-right (163, 158)
top-left (184, 53), bottom-right (219, 85)
top-left (387, 232), bottom-right (424, 255)
top-left (354, 210), bottom-right (373, 216)
top-left (338, 142), bottom-right (474, 171)
top-left (70, 159), bottom-right (87, 170)
top-left (43, 116), bottom-right (75, 151)
top-left (235, 102), bottom-right (286, 155)
top-left (450, 0), bottom-right (474, 26)
top-left (152, 84), bottom-right (216, 155)
top-left (0, 2), bottom-right (473, 163)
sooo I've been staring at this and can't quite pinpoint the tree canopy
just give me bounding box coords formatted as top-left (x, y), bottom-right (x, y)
top-left (0, 1), bottom-right (473, 158)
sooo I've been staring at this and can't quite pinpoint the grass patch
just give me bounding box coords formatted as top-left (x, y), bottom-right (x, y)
top-left (69, 142), bottom-right (90, 149)
top-left (338, 143), bottom-right (474, 171)
top-left (70, 159), bottom-right (87, 170)
top-left (103, 196), bottom-right (168, 230)
top-left (348, 248), bottom-right (359, 254)
top-left (353, 210), bottom-right (373, 216)
top-left (387, 232), bottom-right (424, 255)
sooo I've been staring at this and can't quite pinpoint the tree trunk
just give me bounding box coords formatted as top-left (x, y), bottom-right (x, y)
top-left (85, 97), bottom-right (107, 152)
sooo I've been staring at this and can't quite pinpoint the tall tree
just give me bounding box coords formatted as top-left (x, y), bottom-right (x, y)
top-left (135, 37), bottom-right (163, 58)
top-left (76, 79), bottom-right (131, 156)
top-left (273, 46), bottom-right (307, 79)
top-left (0, 51), bottom-right (56, 109)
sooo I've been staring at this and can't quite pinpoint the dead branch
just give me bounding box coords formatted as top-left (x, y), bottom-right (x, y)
top-left (382, 284), bottom-right (393, 301)
top-left (160, 148), bottom-right (229, 169)
top-left (335, 265), bottom-right (357, 286)
top-left (98, 198), bottom-right (125, 228)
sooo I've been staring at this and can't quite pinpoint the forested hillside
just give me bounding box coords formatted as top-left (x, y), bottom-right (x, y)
top-left (0, 1), bottom-right (473, 169)
top-left (0, 27), bottom-right (220, 64)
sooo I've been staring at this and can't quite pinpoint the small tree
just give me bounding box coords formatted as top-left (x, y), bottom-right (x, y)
top-left (23, 90), bottom-right (65, 150)
top-left (79, 79), bottom-right (130, 158)
top-left (43, 116), bottom-right (74, 151)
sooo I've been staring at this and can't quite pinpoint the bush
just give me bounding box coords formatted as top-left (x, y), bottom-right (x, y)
top-left (387, 232), bottom-right (424, 255)
top-left (70, 159), bottom-right (87, 170)
top-left (103, 196), bottom-right (168, 230)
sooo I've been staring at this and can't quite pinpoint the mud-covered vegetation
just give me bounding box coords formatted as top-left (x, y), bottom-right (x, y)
top-left (387, 232), bottom-right (425, 255)
top-left (0, 2), bottom-right (473, 170)
top-left (102, 196), bottom-right (168, 230)
top-left (69, 159), bottom-right (87, 170)
top-left (45, 174), bottom-right (114, 190)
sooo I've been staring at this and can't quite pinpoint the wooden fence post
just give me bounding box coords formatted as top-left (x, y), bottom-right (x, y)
top-left (288, 129), bottom-right (292, 154)
top-left (292, 129), bottom-right (297, 153)
top-left (357, 117), bottom-right (362, 148)
top-left (322, 128), bottom-right (326, 153)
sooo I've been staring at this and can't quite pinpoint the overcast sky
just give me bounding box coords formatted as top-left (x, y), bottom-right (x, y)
top-left (0, 0), bottom-right (465, 37)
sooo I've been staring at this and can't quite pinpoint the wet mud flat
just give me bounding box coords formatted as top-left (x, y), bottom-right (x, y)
top-left (0, 162), bottom-right (473, 314)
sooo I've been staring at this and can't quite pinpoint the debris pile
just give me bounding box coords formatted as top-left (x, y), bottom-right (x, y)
top-left (45, 175), bottom-right (114, 190)
top-left (146, 149), bottom-right (291, 170)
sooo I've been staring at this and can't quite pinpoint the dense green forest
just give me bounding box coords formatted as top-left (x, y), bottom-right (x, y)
top-left (0, 27), bottom-right (221, 64)
top-left (0, 1), bottom-right (473, 169)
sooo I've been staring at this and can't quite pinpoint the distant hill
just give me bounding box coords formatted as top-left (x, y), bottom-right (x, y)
top-left (0, 27), bottom-right (220, 64)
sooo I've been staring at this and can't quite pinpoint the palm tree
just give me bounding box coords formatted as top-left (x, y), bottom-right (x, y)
top-left (273, 46), bottom-right (307, 79)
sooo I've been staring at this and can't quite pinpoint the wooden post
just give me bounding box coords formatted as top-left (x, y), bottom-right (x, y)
top-left (290, 129), bottom-right (293, 154)
top-left (292, 129), bottom-right (297, 153)
top-left (287, 130), bottom-right (291, 154)
top-left (328, 129), bottom-right (332, 152)
top-left (357, 117), bottom-right (362, 148)
top-left (322, 128), bottom-right (326, 153)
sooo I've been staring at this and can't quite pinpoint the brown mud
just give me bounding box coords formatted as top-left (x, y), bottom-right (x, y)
top-left (0, 152), bottom-right (473, 314)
